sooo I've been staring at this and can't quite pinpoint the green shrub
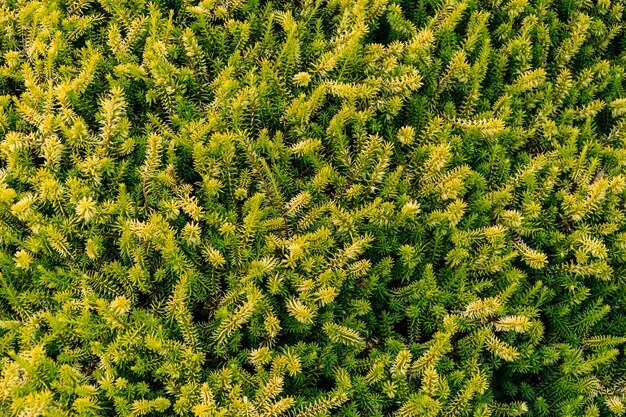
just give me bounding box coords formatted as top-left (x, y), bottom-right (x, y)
top-left (1, 0), bottom-right (626, 415)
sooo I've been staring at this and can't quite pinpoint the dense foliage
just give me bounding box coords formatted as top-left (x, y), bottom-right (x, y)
top-left (1, 0), bottom-right (626, 415)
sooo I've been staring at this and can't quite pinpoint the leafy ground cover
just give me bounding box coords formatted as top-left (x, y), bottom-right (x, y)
top-left (1, 0), bottom-right (626, 415)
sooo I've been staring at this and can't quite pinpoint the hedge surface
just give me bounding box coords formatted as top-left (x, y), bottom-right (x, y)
top-left (1, 0), bottom-right (626, 416)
